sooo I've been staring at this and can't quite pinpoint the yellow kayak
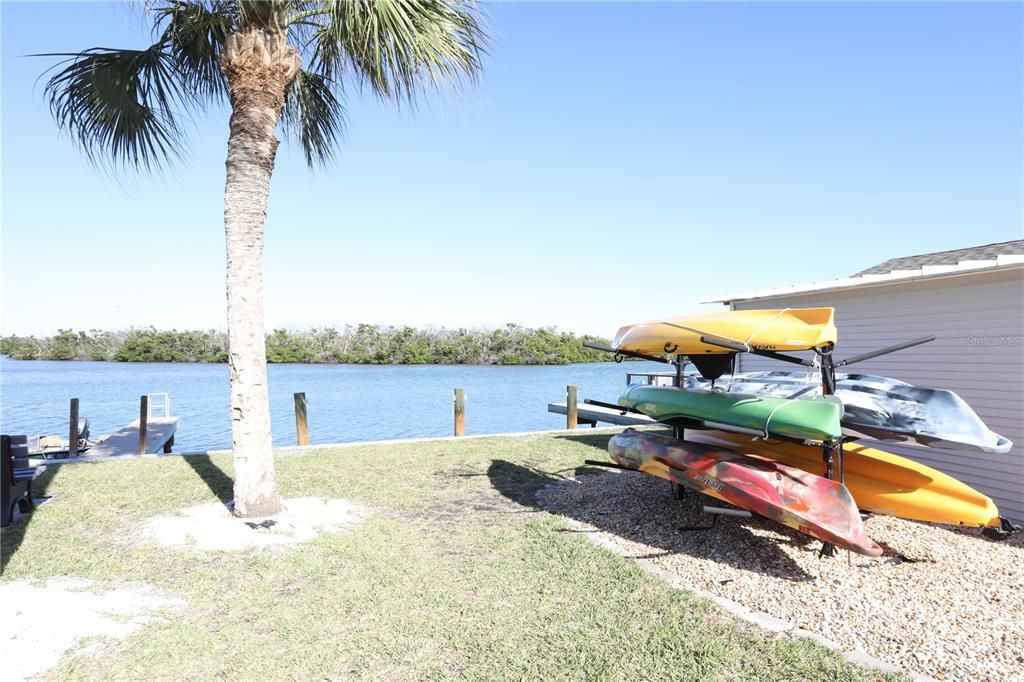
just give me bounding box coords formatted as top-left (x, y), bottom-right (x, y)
top-left (612, 308), bottom-right (837, 356)
top-left (685, 430), bottom-right (1002, 528)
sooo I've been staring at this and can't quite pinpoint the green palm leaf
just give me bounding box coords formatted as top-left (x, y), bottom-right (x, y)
top-left (297, 0), bottom-right (487, 104)
top-left (39, 0), bottom-right (486, 170)
top-left (154, 0), bottom-right (235, 102)
top-left (39, 45), bottom-right (192, 171)
top-left (281, 69), bottom-right (346, 166)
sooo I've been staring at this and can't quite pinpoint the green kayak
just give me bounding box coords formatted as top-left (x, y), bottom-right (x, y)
top-left (619, 385), bottom-right (843, 442)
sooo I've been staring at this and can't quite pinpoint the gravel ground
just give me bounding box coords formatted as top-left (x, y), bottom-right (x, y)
top-left (537, 470), bottom-right (1024, 682)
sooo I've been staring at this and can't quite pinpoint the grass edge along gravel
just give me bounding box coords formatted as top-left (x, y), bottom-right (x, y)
top-left (1, 432), bottom-right (903, 681)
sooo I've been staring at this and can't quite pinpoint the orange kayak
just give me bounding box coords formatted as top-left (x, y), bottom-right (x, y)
top-left (685, 430), bottom-right (1002, 528)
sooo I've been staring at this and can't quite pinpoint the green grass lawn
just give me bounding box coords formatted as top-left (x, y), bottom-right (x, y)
top-left (2, 431), bottom-right (897, 680)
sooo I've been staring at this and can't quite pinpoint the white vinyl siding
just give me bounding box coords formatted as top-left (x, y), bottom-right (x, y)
top-left (729, 267), bottom-right (1024, 522)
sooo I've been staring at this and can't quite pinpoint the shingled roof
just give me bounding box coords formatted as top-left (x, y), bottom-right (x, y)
top-left (853, 240), bottom-right (1024, 276)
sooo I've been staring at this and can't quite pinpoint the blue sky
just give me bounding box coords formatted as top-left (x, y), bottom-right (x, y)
top-left (2, 1), bottom-right (1021, 337)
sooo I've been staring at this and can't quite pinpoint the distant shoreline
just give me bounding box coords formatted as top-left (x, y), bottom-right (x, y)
top-left (0, 357), bottom-right (634, 366)
top-left (0, 325), bottom-right (616, 366)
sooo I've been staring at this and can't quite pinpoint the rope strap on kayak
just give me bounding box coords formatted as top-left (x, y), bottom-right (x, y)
top-left (760, 398), bottom-right (798, 440)
top-left (648, 307), bottom-right (795, 355)
top-left (726, 308), bottom-right (793, 392)
top-left (741, 308), bottom-right (790, 351)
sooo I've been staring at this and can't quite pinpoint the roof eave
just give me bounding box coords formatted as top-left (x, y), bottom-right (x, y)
top-left (701, 258), bottom-right (1024, 305)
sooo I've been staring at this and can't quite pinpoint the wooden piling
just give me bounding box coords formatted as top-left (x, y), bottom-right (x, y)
top-left (68, 398), bottom-right (80, 457)
top-left (453, 388), bottom-right (465, 437)
top-left (294, 392), bottom-right (309, 446)
top-left (138, 395), bottom-right (149, 455)
top-left (567, 385), bottom-right (578, 429)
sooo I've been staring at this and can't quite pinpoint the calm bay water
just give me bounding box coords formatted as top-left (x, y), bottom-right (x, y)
top-left (0, 358), bottom-right (662, 452)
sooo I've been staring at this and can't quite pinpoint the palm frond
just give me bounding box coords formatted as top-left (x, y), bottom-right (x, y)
top-left (284, 0), bottom-right (328, 51)
top-left (39, 45), bottom-right (191, 171)
top-left (281, 69), bottom-right (346, 166)
top-left (300, 0), bottom-right (487, 103)
top-left (153, 0), bottom-right (236, 102)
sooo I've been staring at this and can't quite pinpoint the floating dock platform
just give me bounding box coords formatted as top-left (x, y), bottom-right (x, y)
top-left (547, 401), bottom-right (654, 427)
top-left (27, 392), bottom-right (179, 463)
top-left (548, 370), bottom-right (683, 427)
top-left (86, 416), bottom-right (179, 457)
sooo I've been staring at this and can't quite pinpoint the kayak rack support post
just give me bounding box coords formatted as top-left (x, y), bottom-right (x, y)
top-left (453, 388), bottom-right (465, 437)
top-left (818, 346), bottom-right (837, 396)
top-left (138, 395), bottom-right (149, 455)
top-left (821, 439), bottom-right (849, 489)
top-left (567, 385), bottom-right (578, 429)
top-left (673, 356), bottom-right (685, 440)
top-left (818, 343), bottom-right (849, 560)
top-left (294, 393), bottom-right (309, 446)
top-left (817, 438), bottom-right (845, 558)
top-left (68, 398), bottom-right (80, 458)
top-left (837, 441), bottom-right (845, 485)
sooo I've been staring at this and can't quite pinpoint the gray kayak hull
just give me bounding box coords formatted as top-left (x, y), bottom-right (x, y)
top-left (686, 371), bottom-right (1012, 455)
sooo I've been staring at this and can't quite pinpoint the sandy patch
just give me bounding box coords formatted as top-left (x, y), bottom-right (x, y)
top-left (142, 497), bottom-right (369, 551)
top-left (0, 577), bottom-right (185, 681)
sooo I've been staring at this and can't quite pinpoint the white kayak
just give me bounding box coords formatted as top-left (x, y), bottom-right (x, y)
top-left (686, 371), bottom-right (1012, 455)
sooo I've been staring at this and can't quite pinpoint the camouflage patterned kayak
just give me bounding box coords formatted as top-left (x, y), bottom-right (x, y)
top-left (608, 429), bottom-right (882, 556)
top-left (687, 371), bottom-right (1012, 454)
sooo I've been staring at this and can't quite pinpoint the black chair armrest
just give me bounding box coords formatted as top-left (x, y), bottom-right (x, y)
top-left (13, 465), bottom-right (45, 481)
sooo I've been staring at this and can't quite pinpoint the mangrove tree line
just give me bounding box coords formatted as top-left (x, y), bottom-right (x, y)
top-left (0, 325), bottom-right (614, 365)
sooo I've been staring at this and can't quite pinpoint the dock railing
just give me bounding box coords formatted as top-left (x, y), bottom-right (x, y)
top-left (626, 371), bottom-right (681, 386)
top-left (147, 393), bottom-right (172, 419)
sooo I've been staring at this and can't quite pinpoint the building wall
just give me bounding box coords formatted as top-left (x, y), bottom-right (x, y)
top-left (729, 266), bottom-right (1024, 522)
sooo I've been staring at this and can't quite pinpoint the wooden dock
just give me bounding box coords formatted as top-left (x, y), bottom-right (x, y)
top-left (86, 416), bottom-right (180, 457)
top-left (547, 402), bottom-right (654, 427)
top-left (28, 393), bottom-right (181, 463)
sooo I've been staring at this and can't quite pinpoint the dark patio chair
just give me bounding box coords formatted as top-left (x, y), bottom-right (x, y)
top-left (2, 435), bottom-right (46, 527)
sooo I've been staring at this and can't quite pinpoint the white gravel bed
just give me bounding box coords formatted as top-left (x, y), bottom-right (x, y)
top-left (537, 470), bottom-right (1024, 682)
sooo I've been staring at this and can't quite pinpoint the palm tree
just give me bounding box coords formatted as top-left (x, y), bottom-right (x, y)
top-left (40, 0), bottom-right (486, 517)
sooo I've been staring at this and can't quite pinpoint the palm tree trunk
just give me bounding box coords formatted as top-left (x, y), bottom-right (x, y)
top-left (221, 30), bottom-right (300, 518)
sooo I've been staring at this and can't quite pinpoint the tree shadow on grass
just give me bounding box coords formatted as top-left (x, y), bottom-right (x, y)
top-left (182, 454), bottom-right (234, 508)
top-left (1, 465), bottom-right (59, 574)
top-left (487, 460), bottom-right (555, 508)
top-left (487, 458), bottom-right (816, 582)
top-left (552, 428), bottom-right (674, 454)
top-left (552, 431), bottom-right (617, 453)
